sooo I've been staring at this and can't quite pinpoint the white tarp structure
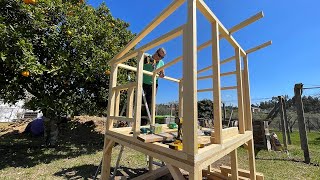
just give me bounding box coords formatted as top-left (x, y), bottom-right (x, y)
top-left (0, 100), bottom-right (26, 122)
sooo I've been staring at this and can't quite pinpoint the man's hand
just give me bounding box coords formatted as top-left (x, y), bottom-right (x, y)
top-left (159, 71), bottom-right (165, 78)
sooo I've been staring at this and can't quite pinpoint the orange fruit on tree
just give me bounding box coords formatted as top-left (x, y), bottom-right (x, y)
top-left (23, 0), bottom-right (36, 5)
top-left (105, 70), bottom-right (111, 75)
top-left (21, 70), bottom-right (30, 77)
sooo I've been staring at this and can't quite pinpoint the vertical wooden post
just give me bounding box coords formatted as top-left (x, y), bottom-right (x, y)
top-left (294, 83), bottom-right (310, 163)
top-left (230, 149), bottom-right (239, 180)
top-left (283, 98), bottom-right (291, 144)
top-left (243, 55), bottom-right (253, 131)
top-left (247, 139), bottom-right (256, 180)
top-left (278, 96), bottom-right (288, 150)
top-left (179, 81), bottom-right (183, 118)
top-left (151, 74), bottom-right (157, 125)
top-left (107, 64), bottom-right (119, 130)
top-left (126, 88), bottom-right (134, 118)
top-left (101, 139), bottom-right (115, 180)
top-left (149, 74), bottom-right (157, 171)
top-left (235, 48), bottom-right (245, 133)
top-left (223, 103), bottom-right (226, 122)
top-left (133, 52), bottom-right (145, 138)
top-left (212, 20), bottom-right (222, 144)
top-left (189, 167), bottom-right (202, 180)
top-left (114, 90), bottom-right (120, 117)
top-left (183, 0), bottom-right (198, 155)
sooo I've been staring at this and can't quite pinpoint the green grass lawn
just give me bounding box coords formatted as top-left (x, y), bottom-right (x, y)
top-left (237, 130), bottom-right (320, 180)
top-left (0, 120), bottom-right (319, 179)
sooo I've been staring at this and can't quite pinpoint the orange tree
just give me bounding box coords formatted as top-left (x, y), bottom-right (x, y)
top-left (0, 0), bottom-right (135, 121)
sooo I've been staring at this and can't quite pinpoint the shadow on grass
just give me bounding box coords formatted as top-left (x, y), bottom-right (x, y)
top-left (256, 157), bottom-right (319, 166)
top-left (54, 164), bottom-right (150, 179)
top-left (0, 119), bottom-right (104, 170)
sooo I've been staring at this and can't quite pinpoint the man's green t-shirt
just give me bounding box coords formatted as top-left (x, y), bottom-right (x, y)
top-left (143, 55), bottom-right (165, 85)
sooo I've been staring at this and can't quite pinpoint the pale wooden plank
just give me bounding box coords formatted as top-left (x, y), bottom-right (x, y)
top-left (110, 116), bottom-right (134, 122)
top-left (196, 0), bottom-right (246, 55)
top-left (179, 81), bottom-right (183, 118)
top-left (182, 0), bottom-right (198, 155)
top-left (197, 132), bottom-right (253, 169)
top-left (114, 25), bottom-right (184, 65)
top-left (221, 86), bottom-right (237, 91)
top-left (248, 139), bottom-right (257, 180)
top-left (109, 0), bottom-right (185, 64)
top-left (246, 41), bottom-right (272, 54)
top-left (243, 56), bottom-right (253, 130)
top-left (107, 64), bottom-right (119, 130)
top-left (118, 63), bottom-right (180, 83)
top-left (230, 149), bottom-right (239, 180)
top-left (235, 47), bottom-right (245, 134)
top-left (101, 139), bottom-right (115, 180)
top-left (126, 87), bottom-right (134, 118)
top-left (197, 40), bottom-right (272, 75)
top-left (220, 165), bottom-right (263, 180)
top-left (151, 74), bottom-right (157, 125)
top-left (105, 132), bottom-right (193, 172)
top-left (155, 15), bottom-right (267, 75)
top-left (189, 167), bottom-right (202, 180)
top-left (167, 164), bottom-right (185, 180)
top-left (211, 20), bottom-right (222, 144)
top-left (131, 166), bottom-right (170, 180)
top-left (112, 82), bottom-right (137, 91)
top-left (228, 12), bottom-right (264, 33)
top-left (133, 52), bottom-right (144, 138)
top-left (114, 90), bottom-right (120, 117)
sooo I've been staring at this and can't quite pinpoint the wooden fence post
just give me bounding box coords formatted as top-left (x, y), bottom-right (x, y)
top-left (294, 83), bottom-right (310, 163)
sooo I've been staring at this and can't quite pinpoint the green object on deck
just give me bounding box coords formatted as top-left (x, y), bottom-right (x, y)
top-left (168, 122), bottom-right (177, 129)
top-left (140, 127), bottom-right (150, 134)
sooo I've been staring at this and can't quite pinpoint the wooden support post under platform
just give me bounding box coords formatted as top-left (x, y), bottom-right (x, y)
top-left (230, 149), bottom-right (239, 180)
top-left (167, 164), bottom-right (185, 180)
top-left (101, 139), bottom-right (115, 180)
top-left (248, 139), bottom-right (257, 180)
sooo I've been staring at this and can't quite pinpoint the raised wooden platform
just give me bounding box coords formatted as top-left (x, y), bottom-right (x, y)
top-left (105, 127), bottom-right (252, 173)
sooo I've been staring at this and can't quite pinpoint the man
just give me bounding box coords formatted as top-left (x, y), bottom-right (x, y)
top-left (141, 47), bottom-right (166, 125)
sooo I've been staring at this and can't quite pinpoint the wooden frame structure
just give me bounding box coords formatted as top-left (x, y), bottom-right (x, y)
top-left (102, 0), bottom-right (271, 179)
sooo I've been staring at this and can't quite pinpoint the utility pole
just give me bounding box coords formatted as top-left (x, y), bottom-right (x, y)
top-left (294, 83), bottom-right (310, 164)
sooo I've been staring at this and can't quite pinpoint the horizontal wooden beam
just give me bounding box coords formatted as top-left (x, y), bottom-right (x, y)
top-left (197, 0), bottom-right (246, 55)
top-left (197, 41), bottom-right (272, 74)
top-left (110, 25), bottom-right (185, 65)
top-left (220, 165), bottom-right (264, 180)
top-left (155, 12), bottom-right (264, 74)
top-left (112, 82), bottom-right (137, 91)
top-left (221, 86), bottom-right (237, 90)
top-left (221, 71), bottom-right (237, 76)
top-left (197, 86), bottom-right (237, 92)
top-left (246, 40), bottom-right (272, 54)
top-left (109, 116), bottom-right (134, 122)
top-left (109, 0), bottom-right (185, 64)
top-left (197, 71), bottom-right (236, 80)
top-left (197, 131), bottom-right (253, 169)
top-left (228, 11), bottom-right (264, 34)
top-left (118, 63), bottom-right (180, 83)
top-left (211, 127), bottom-right (239, 143)
top-left (131, 166), bottom-right (170, 180)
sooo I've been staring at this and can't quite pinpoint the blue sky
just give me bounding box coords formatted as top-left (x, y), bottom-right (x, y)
top-left (88, 0), bottom-right (320, 105)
